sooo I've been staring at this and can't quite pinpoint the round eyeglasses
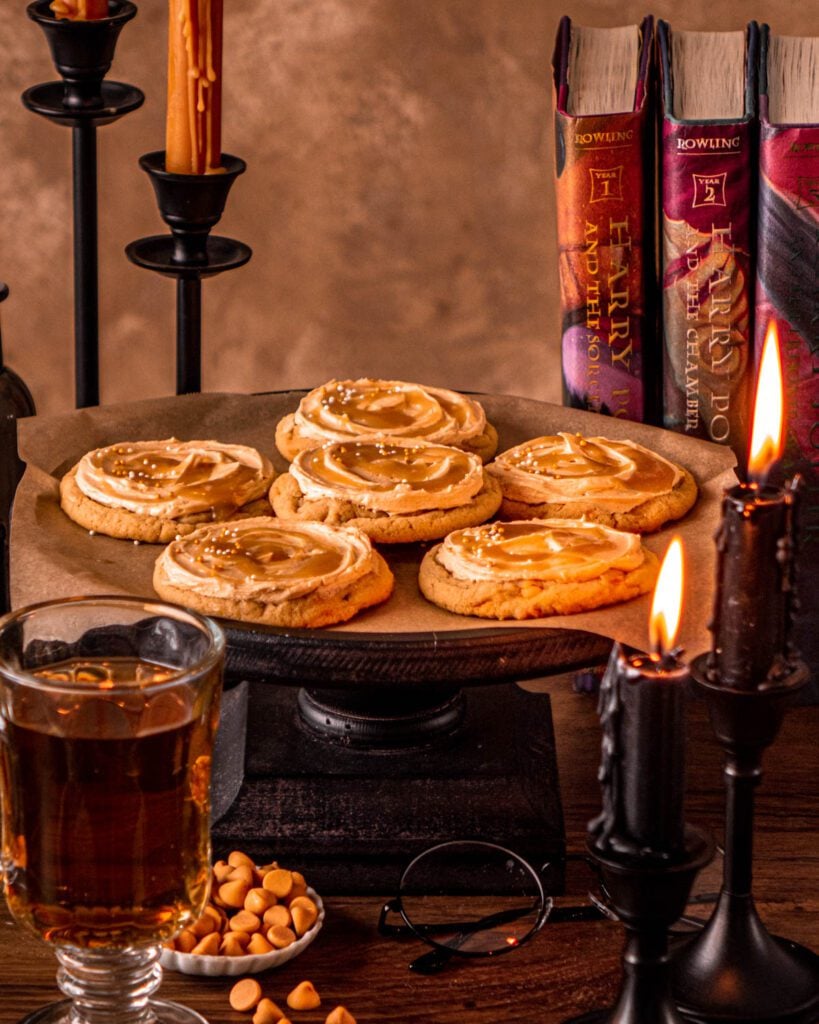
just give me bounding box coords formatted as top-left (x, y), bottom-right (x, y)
top-left (378, 840), bottom-right (555, 974)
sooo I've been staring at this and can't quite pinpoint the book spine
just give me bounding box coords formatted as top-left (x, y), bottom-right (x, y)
top-left (755, 104), bottom-right (819, 676)
top-left (554, 108), bottom-right (650, 422)
top-left (660, 116), bottom-right (755, 459)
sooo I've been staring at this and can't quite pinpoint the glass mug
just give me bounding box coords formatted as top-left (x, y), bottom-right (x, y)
top-left (0, 596), bottom-right (224, 1024)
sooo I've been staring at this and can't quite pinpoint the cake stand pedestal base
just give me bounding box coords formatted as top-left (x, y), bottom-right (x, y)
top-left (212, 681), bottom-right (564, 894)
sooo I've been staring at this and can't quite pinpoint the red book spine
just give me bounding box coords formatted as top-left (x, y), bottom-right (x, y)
top-left (659, 24), bottom-right (757, 461)
top-left (552, 17), bottom-right (655, 424)
top-left (755, 81), bottom-right (819, 676)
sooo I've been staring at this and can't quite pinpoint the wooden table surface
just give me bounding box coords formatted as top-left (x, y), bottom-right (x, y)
top-left (1, 677), bottom-right (817, 1024)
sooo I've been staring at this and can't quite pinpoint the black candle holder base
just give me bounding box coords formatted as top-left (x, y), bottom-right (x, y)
top-left (22, 80), bottom-right (143, 128)
top-left (562, 828), bottom-right (714, 1024)
top-left (672, 897), bottom-right (819, 1024)
top-left (126, 235), bottom-right (252, 280)
top-left (670, 656), bottom-right (818, 1024)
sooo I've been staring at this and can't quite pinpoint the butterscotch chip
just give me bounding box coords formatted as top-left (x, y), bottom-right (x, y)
top-left (287, 981), bottom-right (321, 1011)
top-left (230, 978), bottom-right (263, 1013)
top-left (326, 1008), bottom-right (357, 1024)
top-left (267, 924), bottom-right (297, 949)
top-left (227, 864), bottom-right (255, 886)
top-left (252, 999), bottom-right (286, 1024)
top-left (247, 932), bottom-right (275, 955)
top-left (190, 932), bottom-right (220, 956)
top-left (245, 888), bottom-right (277, 916)
top-left (263, 905), bottom-right (291, 929)
top-left (190, 913), bottom-right (217, 938)
top-left (262, 868), bottom-right (294, 899)
top-left (229, 910), bottom-right (261, 934)
top-left (213, 860), bottom-right (233, 882)
top-left (175, 929), bottom-right (197, 953)
top-left (228, 850), bottom-right (257, 870)
top-left (203, 904), bottom-right (225, 931)
top-left (291, 904), bottom-right (316, 937)
top-left (219, 879), bottom-right (249, 909)
top-left (220, 932), bottom-right (249, 956)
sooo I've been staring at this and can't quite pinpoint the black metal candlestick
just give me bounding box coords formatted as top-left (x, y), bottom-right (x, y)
top-left (566, 830), bottom-right (714, 1024)
top-left (126, 152), bottom-right (252, 395)
top-left (671, 655), bottom-right (819, 1024)
top-left (22, 0), bottom-right (144, 409)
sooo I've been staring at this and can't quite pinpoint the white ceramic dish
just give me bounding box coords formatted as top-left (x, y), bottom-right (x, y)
top-left (160, 888), bottom-right (325, 976)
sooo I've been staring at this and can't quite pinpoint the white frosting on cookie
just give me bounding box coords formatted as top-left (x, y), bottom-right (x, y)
top-left (437, 519), bottom-right (645, 583)
top-left (292, 378), bottom-right (486, 446)
top-left (75, 439), bottom-right (274, 519)
top-left (289, 440), bottom-right (485, 513)
top-left (156, 517), bottom-right (378, 603)
top-left (487, 433), bottom-right (683, 512)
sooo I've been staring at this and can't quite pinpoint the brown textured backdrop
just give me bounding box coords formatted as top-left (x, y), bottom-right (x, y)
top-left (0, 0), bottom-right (811, 416)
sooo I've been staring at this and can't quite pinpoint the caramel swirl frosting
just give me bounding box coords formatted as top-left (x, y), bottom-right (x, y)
top-left (290, 440), bottom-right (485, 514)
top-left (438, 519), bottom-right (646, 584)
top-left (488, 433), bottom-right (684, 512)
top-left (75, 439), bottom-right (273, 519)
top-left (156, 518), bottom-right (378, 602)
top-left (293, 379), bottom-right (486, 447)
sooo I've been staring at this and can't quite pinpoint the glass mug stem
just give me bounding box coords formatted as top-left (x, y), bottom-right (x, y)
top-left (55, 946), bottom-right (162, 1024)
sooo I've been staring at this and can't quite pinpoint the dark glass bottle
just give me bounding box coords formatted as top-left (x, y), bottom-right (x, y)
top-left (0, 283), bottom-right (36, 614)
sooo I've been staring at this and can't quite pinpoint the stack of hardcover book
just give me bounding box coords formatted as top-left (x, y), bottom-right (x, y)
top-left (552, 16), bottom-right (818, 680)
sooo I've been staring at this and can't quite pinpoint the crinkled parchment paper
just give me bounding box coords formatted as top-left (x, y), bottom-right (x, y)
top-left (12, 391), bottom-right (737, 657)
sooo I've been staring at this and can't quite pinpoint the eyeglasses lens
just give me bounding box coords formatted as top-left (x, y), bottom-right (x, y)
top-left (398, 841), bottom-right (545, 955)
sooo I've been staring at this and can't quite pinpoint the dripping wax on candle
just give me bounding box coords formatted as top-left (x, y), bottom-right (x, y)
top-left (166, 0), bottom-right (224, 175)
top-left (50, 0), bottom-right (108, 19)
top-left (591, 537), bottom-right (688, 860)
top-left (709, 321), bottom-right (800, 689)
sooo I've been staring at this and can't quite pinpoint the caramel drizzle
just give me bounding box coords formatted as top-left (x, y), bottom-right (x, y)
top-left (492, 434), bottom-right (681, 503)
top-left (300, 380), bottom-right (483, 442)
top-left (77, 442), bottom-right (270, 518)
top-left (298, 442), bottom-right (477, 493)
top-left (442, 520), bottom-right (642, 581)
top-left (165, 520), bottom-right (372, 599)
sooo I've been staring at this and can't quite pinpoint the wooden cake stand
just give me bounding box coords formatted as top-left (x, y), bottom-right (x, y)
top-left (214, 614), bottom-right (612, 893)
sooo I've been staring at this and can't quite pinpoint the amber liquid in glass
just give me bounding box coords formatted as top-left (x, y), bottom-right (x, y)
top-left (0, 657), bottom-right (214, 948)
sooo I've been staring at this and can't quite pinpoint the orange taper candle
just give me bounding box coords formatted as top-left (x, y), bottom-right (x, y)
top-left (166, 0), bottom-right (224, 175)
top-left (50, 0), bottom-right (108, 18)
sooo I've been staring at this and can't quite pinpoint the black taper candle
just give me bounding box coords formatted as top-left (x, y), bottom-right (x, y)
top-left (708, 482), bottom-right (798, 689)
top-left (590, 642), bottom-right (687, 860)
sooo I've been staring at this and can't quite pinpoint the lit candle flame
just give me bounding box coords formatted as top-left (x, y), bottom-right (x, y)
top-left (748, 322), bottom-right (784, 482)
top-left (649, 537), bottom-right (684, 660)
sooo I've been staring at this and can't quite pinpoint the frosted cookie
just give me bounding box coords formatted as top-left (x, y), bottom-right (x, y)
top-left (60, 439), bottom-right (276, 544)
top-left (419, 519), bottom-right (658, 620)
top-left (153, 517), bottom-right (394, 628)
top-left (269, 439), bottom-right (502, 544)
top-left (275, 379), bottom-right (498, 463)
top-left (487, 433), bottom-right (697, 532)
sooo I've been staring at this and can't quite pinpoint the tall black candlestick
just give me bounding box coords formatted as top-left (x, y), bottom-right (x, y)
top-left (708, 479), bottom-right (800, 689)
top-left (590, 642), bottom-right (687, 861)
